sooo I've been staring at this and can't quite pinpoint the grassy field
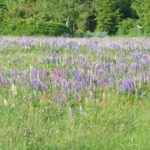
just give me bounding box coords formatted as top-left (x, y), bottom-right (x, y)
top-left (0, 37), bottom-right (150, 150)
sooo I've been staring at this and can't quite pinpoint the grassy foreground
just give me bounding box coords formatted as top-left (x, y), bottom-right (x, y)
top-left (0, 37), bottom-right (150, 150)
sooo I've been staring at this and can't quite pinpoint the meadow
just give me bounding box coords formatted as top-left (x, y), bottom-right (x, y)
top-left (0, 37), bottom-right (150, 150)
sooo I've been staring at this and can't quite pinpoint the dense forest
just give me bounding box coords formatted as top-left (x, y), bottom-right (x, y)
top-left (0, 0), bottom-right (149, 36)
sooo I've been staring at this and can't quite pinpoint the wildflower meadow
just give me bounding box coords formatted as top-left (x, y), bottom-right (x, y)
top-left (0, 37), bottom-right (150, 150)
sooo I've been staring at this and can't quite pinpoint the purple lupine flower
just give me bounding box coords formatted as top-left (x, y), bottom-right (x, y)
top-left (79, 81), bottom-right (85, 88)
top-left (30, 79), bottom-right (41, 90)
top-left (132, 63), bottom-right (140, 72)
top-left (33, 69), bottom-right (40, 79)
top-left (118, 63), bottom-right (127, 72)
top-left (74, 92), bottom-right (79, 101)
top-left (66, 84), bottom-right (71, 96)
top-left (45, 71), bottom-right (50, 77)
top-left (104, 64), bottom-right (111, 72)
top-left (121, 79), bottom-right (135, 93)
top-left (42, 82), bottom-right (49, 90)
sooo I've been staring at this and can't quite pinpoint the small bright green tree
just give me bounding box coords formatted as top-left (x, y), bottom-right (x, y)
top-left (132, 0), bottom-right (150, 35)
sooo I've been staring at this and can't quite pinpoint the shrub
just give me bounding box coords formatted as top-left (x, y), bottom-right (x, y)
top-left (0, 18), bottom-right (38, 35)
top-left (12, 19), bottom-right (37, 35)
top-left (0, 18), bottom-right (71, 36)
top-left (117, 19), bottom-right (139, 36)
top-left (37, 21), bottom-right (71, 36)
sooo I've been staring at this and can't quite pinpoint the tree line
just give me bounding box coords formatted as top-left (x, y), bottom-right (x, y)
top-left (0, 0), bottom-right (149, 36)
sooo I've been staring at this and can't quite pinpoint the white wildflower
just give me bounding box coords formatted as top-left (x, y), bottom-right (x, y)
top-left (4, 99), bottom-right (8, 106)
top-left (12, 84), bottom-right (17, 96)
top-left (69, 107), bottom-right (73, 120)
top-left (80, 106), bottom-right (84, 116)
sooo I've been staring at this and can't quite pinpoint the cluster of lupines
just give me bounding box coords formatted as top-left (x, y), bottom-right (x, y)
top-left (1, 37), bottom-right (150, 51)
top-left (0, 37), bottom-right (150, 106)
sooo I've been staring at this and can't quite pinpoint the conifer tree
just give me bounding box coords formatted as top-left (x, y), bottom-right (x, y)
top-left (96, 0), bottom-right (121, 35)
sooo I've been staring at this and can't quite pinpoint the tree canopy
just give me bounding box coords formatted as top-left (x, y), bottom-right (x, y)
top-left (0, 0), bottom-right (149, 36)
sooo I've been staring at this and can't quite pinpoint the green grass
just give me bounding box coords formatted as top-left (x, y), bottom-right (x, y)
top-left (1, 94), bottom-right (150, 150)
top-left (0, 44), bottom-right (150, 150)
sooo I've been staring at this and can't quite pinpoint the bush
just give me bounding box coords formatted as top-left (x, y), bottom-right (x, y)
top-left (0, 18), bottom-right (71, 36)
top-left (37, 21), bottom-right (71, 36)
top-left (13, 19), bottom-right (38, 35)
top-left (0, 18), bottom-right (38, 35)
top-left (117, 19), bottom-right (139, 36)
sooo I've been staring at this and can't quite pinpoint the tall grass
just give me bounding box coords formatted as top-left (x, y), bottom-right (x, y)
top-left (0, 37), bottom-right (150, 150)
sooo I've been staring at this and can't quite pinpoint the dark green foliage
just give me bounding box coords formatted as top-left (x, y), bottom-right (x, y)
top-left (0, 0), bottom-right (150, 36)
top-left (38, 22), bottom-right (71, 36)
top-left (0, 18), bottom-right (71, 36)
top-left (76, 0), bottom-right (95, 32)
top-left (0, 18), bottom-right (38, 35)
top-left (95, 0), bottom-right (121, 35)
top-left (0, 2), bottom-right (7, 22)
top-left (118, 0), bottom-right (137, 19)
